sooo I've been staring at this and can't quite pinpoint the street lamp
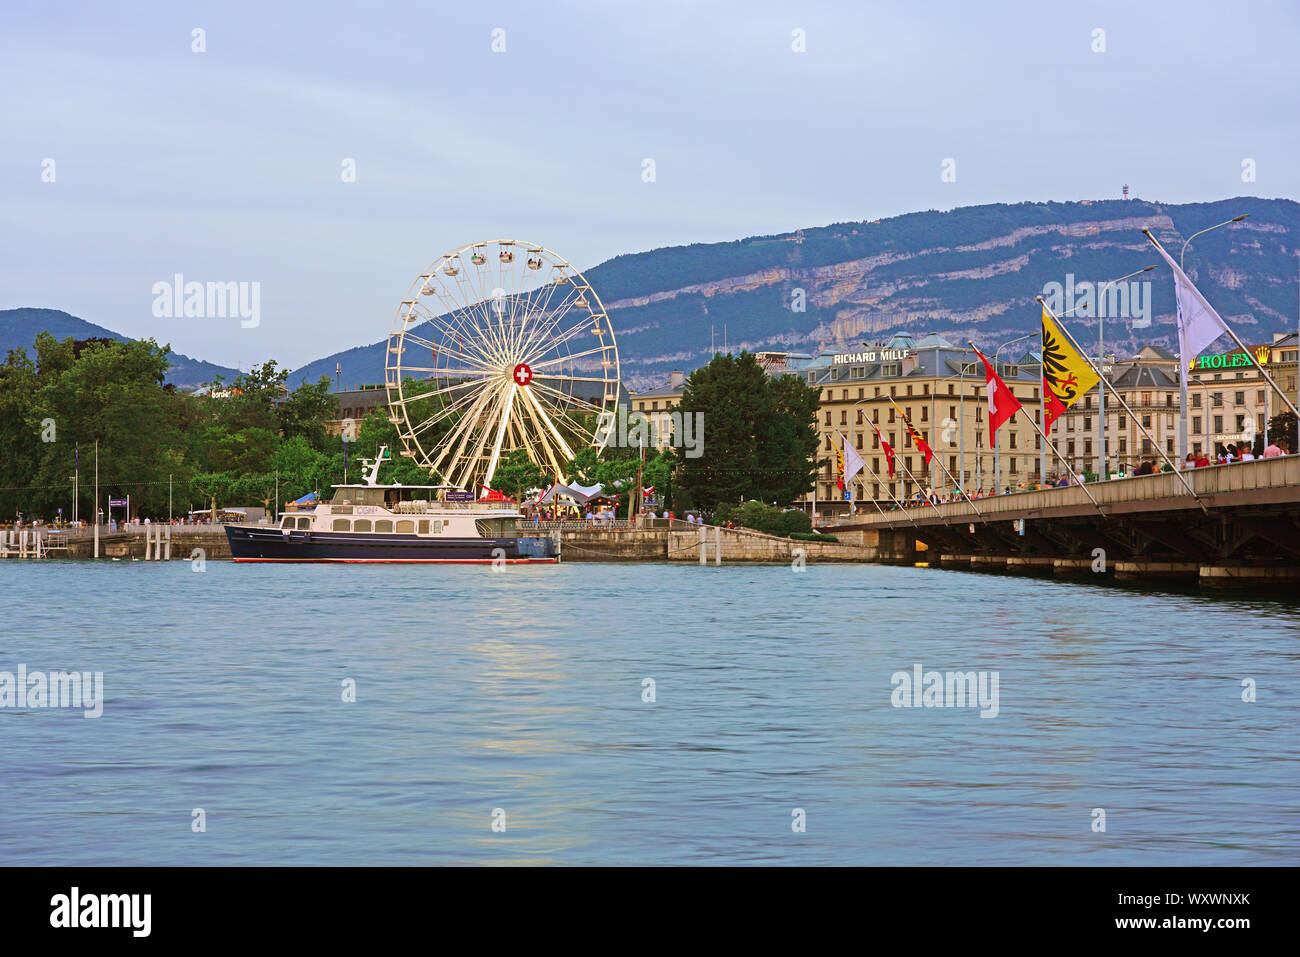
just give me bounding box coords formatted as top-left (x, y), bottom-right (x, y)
top-left (1059, 264), bottom-right (1158, 479)
top-left (1177, 214), bottom-right (1249, 460)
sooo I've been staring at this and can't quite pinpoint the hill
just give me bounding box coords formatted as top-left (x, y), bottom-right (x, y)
top-left (0, 308), bottom-right (241, 390)
top-left (292, 196), bottom-right (1300, 391)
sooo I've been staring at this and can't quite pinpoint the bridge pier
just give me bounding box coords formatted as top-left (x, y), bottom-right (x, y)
top-left (1113, 561), bottom-right (1199, 582)
top-left (1006, 557), bottom-right (1054, 574)
top-left (969, 555), bottom-right (1008, 570)
top-left (1198, 565), bottom-right (1300, 589)
top-left (939, 554), bottom-right (973, 568)
top-left (1053, 558), bottom-right (1100, 577)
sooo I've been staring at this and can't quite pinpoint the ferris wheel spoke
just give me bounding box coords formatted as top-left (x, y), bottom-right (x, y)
top-left (481, 383), bottom-right (518, 487)
top-left (516, 285), bottom-right (585, 360)
top-left (519, 384), bottom-right (578, 465)
top-left (526, 346), bottom-right (610, 370)
top-left (432, 384), bottom-right (500, 483)
top-left (405, 388), bottom-right (483, 437)
top-left (526, 379), bottom-right (607, 416)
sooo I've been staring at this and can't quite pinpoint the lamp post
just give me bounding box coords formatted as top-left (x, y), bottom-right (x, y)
top-left (1177, 214), bottom-right (1249, 461)
top-left (993, 332), bottom-right (1036, 493)
top-left (1057, 265), bottom-right (1158, 479)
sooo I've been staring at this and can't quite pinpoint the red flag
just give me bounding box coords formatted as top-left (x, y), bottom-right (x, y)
top-left (890, 400), bottom-right (933, 467)
top-left (871, 422), bottom-right (896, 478)
top-left (973, 346), bottom-right (1022, 448)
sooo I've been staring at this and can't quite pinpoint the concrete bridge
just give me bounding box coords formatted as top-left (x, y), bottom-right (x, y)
top-left (823, 456), bottom-right (1300, 588)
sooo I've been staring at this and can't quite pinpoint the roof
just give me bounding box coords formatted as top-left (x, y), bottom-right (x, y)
top-left (1110, 364), bottom-right (1178, 388)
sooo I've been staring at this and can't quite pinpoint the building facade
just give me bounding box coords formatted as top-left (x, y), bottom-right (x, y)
top-left (797, 334), bottom-right (1046, 519)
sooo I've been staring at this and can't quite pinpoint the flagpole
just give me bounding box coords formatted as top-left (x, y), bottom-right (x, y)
top-left (887, 396), bottom-right (983, 516)
top-left (1038, 297), bottom-right (1208, 513)
top-left (970, 341), bottom-right (1107, 517)
top-left (856, 454), bottom-right (923, 530)
top-left (1143, 228), bottom-right (1300, 426)
top-left (871, 419), bottom-right (951, 525)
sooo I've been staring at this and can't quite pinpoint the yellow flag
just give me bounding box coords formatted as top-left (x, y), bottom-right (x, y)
top-left (1041, 306), bottom-right (1099, 430)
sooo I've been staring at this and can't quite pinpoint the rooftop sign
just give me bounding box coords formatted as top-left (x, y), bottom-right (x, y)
top-left (832, 349), bottom-right (911, 365)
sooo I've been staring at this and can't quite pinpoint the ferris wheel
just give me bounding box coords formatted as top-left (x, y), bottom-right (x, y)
top-left (385, 239), bottom-right (621, 491)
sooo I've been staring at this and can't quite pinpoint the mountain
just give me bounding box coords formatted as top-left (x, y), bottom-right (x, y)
top-left (291, 196), bottom-right (1300, 391)
top-left (0, 308), bottom-right (241, 389)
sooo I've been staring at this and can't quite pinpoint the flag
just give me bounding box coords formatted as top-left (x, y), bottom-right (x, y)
top-left (973, 345), bottom-right (1022, 449)
top-left (830, 434), bottom-right (845, 491)
top-left (870, 421), bottom-right (896, 478)
top-left (1040, 306), bottom-right (1099, 431)
top-left (1145, 232), bottom-right (1233, 365)
top-left (837, 431), bottom-right (864, 501)
top-left (891, 400), bottom-right (933, 466)
top-left (839, 431), bottom-right (865, 484)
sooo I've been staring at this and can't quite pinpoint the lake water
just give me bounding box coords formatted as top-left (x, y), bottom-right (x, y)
top-left (1, 560), bottom-right (1297, 865)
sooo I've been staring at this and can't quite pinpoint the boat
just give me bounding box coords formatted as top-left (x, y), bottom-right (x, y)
top-left (224, 447), bottom-right (558, 564)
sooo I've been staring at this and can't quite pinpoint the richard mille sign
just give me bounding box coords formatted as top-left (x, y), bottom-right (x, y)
top-left (832, 349), bottom-right (911, 365)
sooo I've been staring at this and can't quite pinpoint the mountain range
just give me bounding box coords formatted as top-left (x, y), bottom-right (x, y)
top-left (6, 197), bottom-right (1297, 393)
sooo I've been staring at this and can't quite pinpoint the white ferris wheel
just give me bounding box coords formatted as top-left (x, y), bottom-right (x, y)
top-left (385, 239), bottom-right (621, 491)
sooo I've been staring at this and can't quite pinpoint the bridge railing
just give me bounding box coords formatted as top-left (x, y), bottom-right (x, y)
top-left (840, 455), bottom-right (1300, 527)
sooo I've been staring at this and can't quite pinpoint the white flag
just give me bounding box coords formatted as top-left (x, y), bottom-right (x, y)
top-left (1147, 232), bottom-right (1232, 363)
top-left (839, 431), bottom-right (865, 483)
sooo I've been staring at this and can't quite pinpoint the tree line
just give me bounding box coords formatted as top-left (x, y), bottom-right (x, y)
top-left (0, 335), bottom-right (821, 521)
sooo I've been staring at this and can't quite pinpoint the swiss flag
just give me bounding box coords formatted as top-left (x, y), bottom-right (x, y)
top-left (974, 347), bottom-right (1022, 448)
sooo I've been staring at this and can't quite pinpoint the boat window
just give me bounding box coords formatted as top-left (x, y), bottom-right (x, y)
top-left (354, 519), bottom-right (372, 532)
top-left (396, 520), bottom-right (415, 533)
top-left (281, 517), bottom-right (294, 528)
top-left (418, 520), bottom-right (429, 535)
top-left (332, 518), bottom-right (350, 531)
top-left (296, 517), bottom-right (311, 530)
top-left (374, 520), bottom-right (393, 533)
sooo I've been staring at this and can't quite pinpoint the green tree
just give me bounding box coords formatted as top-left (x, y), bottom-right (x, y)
top-left (491, 448), bottom-right (547, 502)
top-left (673, 352), bottom-right (820, 510)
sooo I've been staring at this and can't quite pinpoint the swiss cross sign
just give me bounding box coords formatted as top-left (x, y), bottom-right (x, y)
top-left (513, 363), bottom-right (533, 386)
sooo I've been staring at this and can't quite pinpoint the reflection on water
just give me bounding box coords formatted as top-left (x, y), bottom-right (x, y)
top-left (1, 560), bottom-right (1297, 865)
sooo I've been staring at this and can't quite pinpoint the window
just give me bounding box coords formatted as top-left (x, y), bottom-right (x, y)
top-left (1235, 391), bottom-right (1245, 405)
top-left (396, 520), bottom-right (415, 533)
top-left (872, 409), bottom-right (879, 424)
top-left (1009, 433), bottom-right (1018, 449)
top-left (824, 411), bottom-right (831, 425)
top-left (1236, 414), bottom-right (1246, 431)
top-left (1142, 438), bottom-right (1152, 454)
top-left (418, 520), bottom-right (430, 535)
top-left (840, 410), bottom-right (848, 425)
top-left (281, 517), bottom-right (294, 528)
top-left (874, 387), bottom-right (881, 397)
top-left (1119, 438), bottom-right (1128, 454)
top-left (1118, 414), bottom-right (1127, 429)
top-left (906, 385), bottom-right (913, 396)
top-left (948, 384), bottom-right (955, 395)
top-left (1067, 440), bottom-right (1076, 456)
top-left (923, 384), bottom-right (930, 396)
top-left (1166, 438), bottom-right (1174, 453)
top-left (1257, 389), bottom-right (1266, 404)
top-left (1192, 393), bottom-right (1202, 408)
top-left (920, 407), bottom-right (928, 422)
top-left (851, 368), bottom-right (865, 380)
top-left (1142, 392), bottom-right (1151, 406)
top-left (1212, 393), bottom-right (1223, 407)
top-left (297, 517), bottom-right (310, 530)
top-left (1213, 415), bottom-right (1223, 432)
top-left (1084, 395), bottom-right (1093, 410)
top-left (949, 405), bottom-right (956, 420)
top-left (354, 519), bottom-right (372, 532)
top-left (1009, 458), bottom-right (1018, 473)
top-left (332, 518), bottom-right (350, 531)
top-left (1084, 439), bottom-right (1092, 454)
top-left (374, 520), bottom-right (393, 533)
top-left (856, 433), bottom-right (863, 449)
top-left (1142, 414), bottom-right (1151, 428)
top-left (1192, 416), bottom-right (1202, 433)
top-left (1083, 416), bottom-right (1091, 431)
top-left (888, 408), bottom-right (896, 423)
top-left (1165, 414), bottom-right (1174, 429)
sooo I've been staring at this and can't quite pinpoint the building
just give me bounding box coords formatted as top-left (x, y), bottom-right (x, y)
top-left (800, 333), bottom-right (1046, 519)
top-left (327, 385), bottom-right (393, 436)
top-left (628, 371), bottom-right (686, 449)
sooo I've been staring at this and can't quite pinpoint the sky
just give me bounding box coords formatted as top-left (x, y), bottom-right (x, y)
top-left (3, 0), bottom-right (1298, 373)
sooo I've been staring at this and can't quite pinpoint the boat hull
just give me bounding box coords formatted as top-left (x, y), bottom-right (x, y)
top-left (225, 526), bottom-right (557, 563)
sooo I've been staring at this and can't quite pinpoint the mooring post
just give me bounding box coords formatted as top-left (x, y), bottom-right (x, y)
top-left (698, 524), bottom-right (707, 565)
top-left (164, 525), bottom-right (172, 561)
top-left (714, 525), bottom-right (722, 566)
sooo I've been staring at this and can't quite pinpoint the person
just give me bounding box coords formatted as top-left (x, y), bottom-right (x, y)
top-left (1195, 451), bottom-right (1211, 468)
top-left (1183, 453), bottom-right (1196, 470)
top-left (1264, 440), bottom-right (1284, 458)
top-left (1240, 446), bottom-right (1256, 462)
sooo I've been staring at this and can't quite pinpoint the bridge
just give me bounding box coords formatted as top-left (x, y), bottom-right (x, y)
top-left (823, 456), bottom-right (1300, 588)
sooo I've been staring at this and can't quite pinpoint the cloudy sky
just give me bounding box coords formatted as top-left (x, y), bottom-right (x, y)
top-left (3, 0), bottom-right (1297, 372)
